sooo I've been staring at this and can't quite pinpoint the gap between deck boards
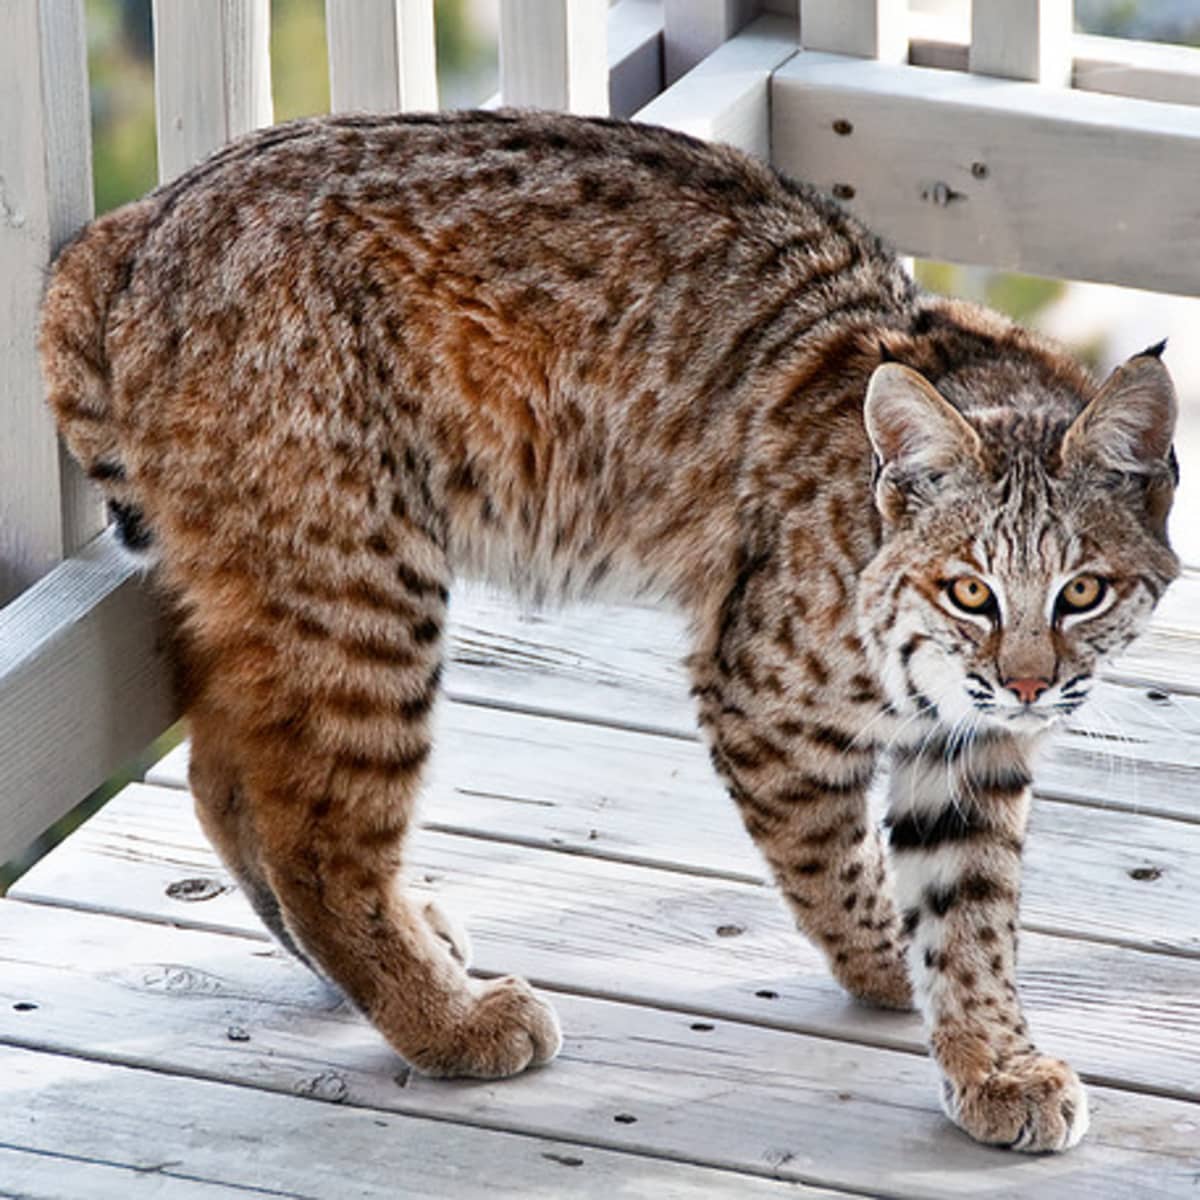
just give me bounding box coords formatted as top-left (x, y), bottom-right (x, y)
top-left (10, 782), bottom-right (1200, 1101)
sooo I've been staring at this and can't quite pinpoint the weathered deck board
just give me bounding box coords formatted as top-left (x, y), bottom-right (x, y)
top-left (435, 586), bottom-right (1200, 823)
top-left (13, 782), bottom-right (1200, 1099)
top-left (144, 703), bottom-right (1200, 957)
top-left (6, 576), bottom-right (1197, 1197)
top-left (1, 903), bottom-right (1196, 1198)
top-left (0, 1044), bottom-right (821, 1200)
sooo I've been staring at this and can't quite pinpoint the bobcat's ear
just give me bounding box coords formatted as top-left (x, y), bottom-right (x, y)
top-left (864, 363), bottom-right (981, 474)
top-left (864, 364), bottom-right (980, 521)
top-left (1061, 348), bottom-right (1177, 475)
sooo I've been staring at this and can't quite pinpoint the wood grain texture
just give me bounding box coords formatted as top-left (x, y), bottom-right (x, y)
top-left (326, 0), bottom-right (437, 114)
top-left (799, 0), bottom-right (905, 62)
top-left (662, 0), bottom-right (760, 84)
top-left (499, 0), bottom-right (609, 114)
top-left (0, 533), bottom-right (175, 865)
top-left (143, 701), bottom-right (1200, 957)
top-left (152, 0), bottom-right (272, 183)
top-left (608, 0), bottom-right (664, 117)
top-left (0, 0), bottom-right (100, 603)
top-left (1, 902), bottom-right (1196, 1197)
top-left (969, 0), bottom-right (1072, 85)
top-left (436, 584), bottom-right (1200, 820)
top-left (772, 52), bottom-right (1200, 295)
top-left (13, 783), bottom-right (1200, 1099)
top-left (909, 30), bottom-right (1200, 108)
top-left (636, 13), bottom-right (798, 156)
top-left (1073, 34), bottom-right (1200, 107)
top-left (0, 1044), bottom-right (823, 1200)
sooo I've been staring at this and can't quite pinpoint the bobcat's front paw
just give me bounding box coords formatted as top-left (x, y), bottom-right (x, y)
top-left (413, 976), bottom-right (562, 1080)
top-left (941, 1054), bottom-right (1089, 1153)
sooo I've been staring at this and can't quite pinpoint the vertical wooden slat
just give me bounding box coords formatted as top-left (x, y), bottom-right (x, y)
top-left (607, 0), bottom-right (664, 119)
top-left (799, 0), bottom-right (906, 62)
top-left (969, 0), bottom-right (1073, 85)
top-left (152, 0), bottom-right (273, 184)
top-left (663, 0), bottom-right (760, 85)
top-left (326, 0), bottom-right (437, 114)
top-left (499, 0), bottom-right (609, 114)
top-left (0, 0), bottom-right (99, 604)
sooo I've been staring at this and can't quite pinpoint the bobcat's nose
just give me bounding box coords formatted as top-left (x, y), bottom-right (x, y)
top-left (1004, 677), bottom-right (1051, 706)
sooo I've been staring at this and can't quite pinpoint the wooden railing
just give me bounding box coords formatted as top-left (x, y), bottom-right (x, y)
top-left (2, 0), bottom-right (1200, 868)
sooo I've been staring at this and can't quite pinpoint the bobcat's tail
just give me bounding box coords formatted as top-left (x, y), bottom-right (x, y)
top-left (39, 200), bottom-right (157, 553)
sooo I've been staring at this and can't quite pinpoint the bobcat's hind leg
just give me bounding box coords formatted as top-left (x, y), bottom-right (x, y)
top-left (179, 538), bottom-right (559, 1079)
top-left (188, 703), bottom-right (310, 964)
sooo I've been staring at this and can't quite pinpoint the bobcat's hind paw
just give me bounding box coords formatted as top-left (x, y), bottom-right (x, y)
top-left (941, 1055), bottom-right (1089, 1153)
top-left (413, 976), bottom-right (562, 1080)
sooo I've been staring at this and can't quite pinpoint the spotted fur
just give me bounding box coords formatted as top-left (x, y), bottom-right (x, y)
top-left (40, 111), bottom-right (1179, 1149)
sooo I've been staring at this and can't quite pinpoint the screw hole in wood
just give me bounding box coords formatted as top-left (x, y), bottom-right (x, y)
top-left (1128, 866), bottom-right (1163, 882)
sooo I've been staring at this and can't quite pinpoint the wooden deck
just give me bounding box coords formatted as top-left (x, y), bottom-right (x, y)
top-left (2, 576), bottom-right (1199, 1198)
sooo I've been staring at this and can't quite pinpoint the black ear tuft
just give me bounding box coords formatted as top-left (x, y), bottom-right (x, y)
top-left (877, 341), bottom-right (900, 364)
top-left (1139, 338), bottom-right (1168, 360)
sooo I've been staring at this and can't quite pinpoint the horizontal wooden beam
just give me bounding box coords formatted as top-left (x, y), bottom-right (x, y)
top-left (636, 14), bottom-right (797, 158)
top-left (0, 532), bottom-right (176, 866)
top-left (772, 51), bottom-right (1200, 296)
top-left (907, 25), bottom-right (1200, 109)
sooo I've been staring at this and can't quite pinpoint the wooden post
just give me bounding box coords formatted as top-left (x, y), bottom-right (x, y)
top-left (970, 0), bottom-right (1073, 85)
top-left (152, 0), bottom-right (274, 183)
top-left (326, 0), bottom-right (438, 114)
top-left (662, 0), bottom-right (761, 85)
top-left (799, 0), bottom-right (906, 62)
top-left (0, 0), bottom-right (100, 604)
top-left (499, 0), bottom-right (609, 114)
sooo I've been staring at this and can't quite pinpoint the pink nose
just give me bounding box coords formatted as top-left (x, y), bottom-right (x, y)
top-left (1005, 677), bottom-right (1051, 705)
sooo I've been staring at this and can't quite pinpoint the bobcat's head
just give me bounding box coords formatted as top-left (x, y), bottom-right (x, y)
top-left (857, 348), bottom-right (1179, 734)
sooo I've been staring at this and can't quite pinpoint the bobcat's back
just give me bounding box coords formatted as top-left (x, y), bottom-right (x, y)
top-left (40, 110), bottom-right (912, 609)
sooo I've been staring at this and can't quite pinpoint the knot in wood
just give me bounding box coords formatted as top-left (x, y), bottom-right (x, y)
top-left (165, 876), bottom-right (230, 903)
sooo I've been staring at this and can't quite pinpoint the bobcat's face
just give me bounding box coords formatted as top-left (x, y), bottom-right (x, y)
top-left (856, 356), bottom-right (1179, 734)
top-left (862, 485), bottom-right (1171, 733)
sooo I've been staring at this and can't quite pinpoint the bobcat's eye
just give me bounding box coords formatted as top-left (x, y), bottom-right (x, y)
top-left (1058, 574), bottom-right (1106, 614)
top-left (947, 576), bottom-right (995, 614)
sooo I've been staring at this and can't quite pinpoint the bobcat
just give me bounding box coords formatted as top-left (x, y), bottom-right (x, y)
top-left (41, 110), bottom-right (1179, 1153)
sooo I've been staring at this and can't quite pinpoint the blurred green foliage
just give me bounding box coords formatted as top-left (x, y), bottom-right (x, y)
top-left (913, 262), bottom-right (1068, 339)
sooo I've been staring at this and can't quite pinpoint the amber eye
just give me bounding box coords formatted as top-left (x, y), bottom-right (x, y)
top-left (948, 576), bottom-right (994, 613)
top-left (1058, 574), bottom-right (1106, 614)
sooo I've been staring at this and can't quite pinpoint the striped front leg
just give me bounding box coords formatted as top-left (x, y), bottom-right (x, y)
top-left (691, 665), bottom-right (912, 1011)
top-left (887, 731), bottom-right (1088, 1152)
